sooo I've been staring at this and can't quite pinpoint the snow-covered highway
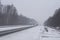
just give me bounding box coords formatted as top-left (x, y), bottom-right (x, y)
top-left (0, 26), bottom-right (60, 40)
top-left (0, 26), bottom-right (40, 40)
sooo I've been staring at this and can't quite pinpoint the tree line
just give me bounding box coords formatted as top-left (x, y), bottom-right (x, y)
top-left (0, 4), bottom-right (38, 26)
top-left (44, 8), bottom-right (60, 28)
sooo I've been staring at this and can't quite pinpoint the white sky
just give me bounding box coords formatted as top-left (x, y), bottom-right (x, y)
top-left (1, 0), bottom-right (60, 25)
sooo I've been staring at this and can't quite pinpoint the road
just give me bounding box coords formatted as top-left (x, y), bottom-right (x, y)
top-left (0, 26), bottom-right (60, 40)
top-left (0, 26), bottom-right (40, 40)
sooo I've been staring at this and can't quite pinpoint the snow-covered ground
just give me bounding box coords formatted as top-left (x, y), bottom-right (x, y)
top-left (40, 26), bottom-right (60, 40)
top-left (0, 26), bottom-right (60, 40)
top-left (0, 25), bottom-right (33, 31)
top-left (0, 26), bottom-right (40, 40)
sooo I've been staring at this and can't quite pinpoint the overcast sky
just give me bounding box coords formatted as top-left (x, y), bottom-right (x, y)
top-left (1, 0), bottom-right (60, 25)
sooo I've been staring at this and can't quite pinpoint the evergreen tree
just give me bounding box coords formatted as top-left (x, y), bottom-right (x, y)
top-left (44, 8), bottom-right (60, 28)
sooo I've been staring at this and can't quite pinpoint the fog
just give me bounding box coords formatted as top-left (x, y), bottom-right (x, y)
top-left (1, 0), bottom-right (60, 25)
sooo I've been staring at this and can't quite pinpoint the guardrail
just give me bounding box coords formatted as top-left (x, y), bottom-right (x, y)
top-left (0, 25), bottom-right (37, 37)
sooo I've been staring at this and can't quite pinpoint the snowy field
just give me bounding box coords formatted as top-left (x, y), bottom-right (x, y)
top-left (40, 26), bottom-right (60, 40)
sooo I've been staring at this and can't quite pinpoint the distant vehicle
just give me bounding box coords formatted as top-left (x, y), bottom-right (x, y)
top-left (44, 27), bottom-right (48, 32)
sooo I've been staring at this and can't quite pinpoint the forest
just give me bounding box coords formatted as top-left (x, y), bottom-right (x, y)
top-left (44, 8), bottom-right (60, 29)
top-left (0, 3), bottom-right (38, 26)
